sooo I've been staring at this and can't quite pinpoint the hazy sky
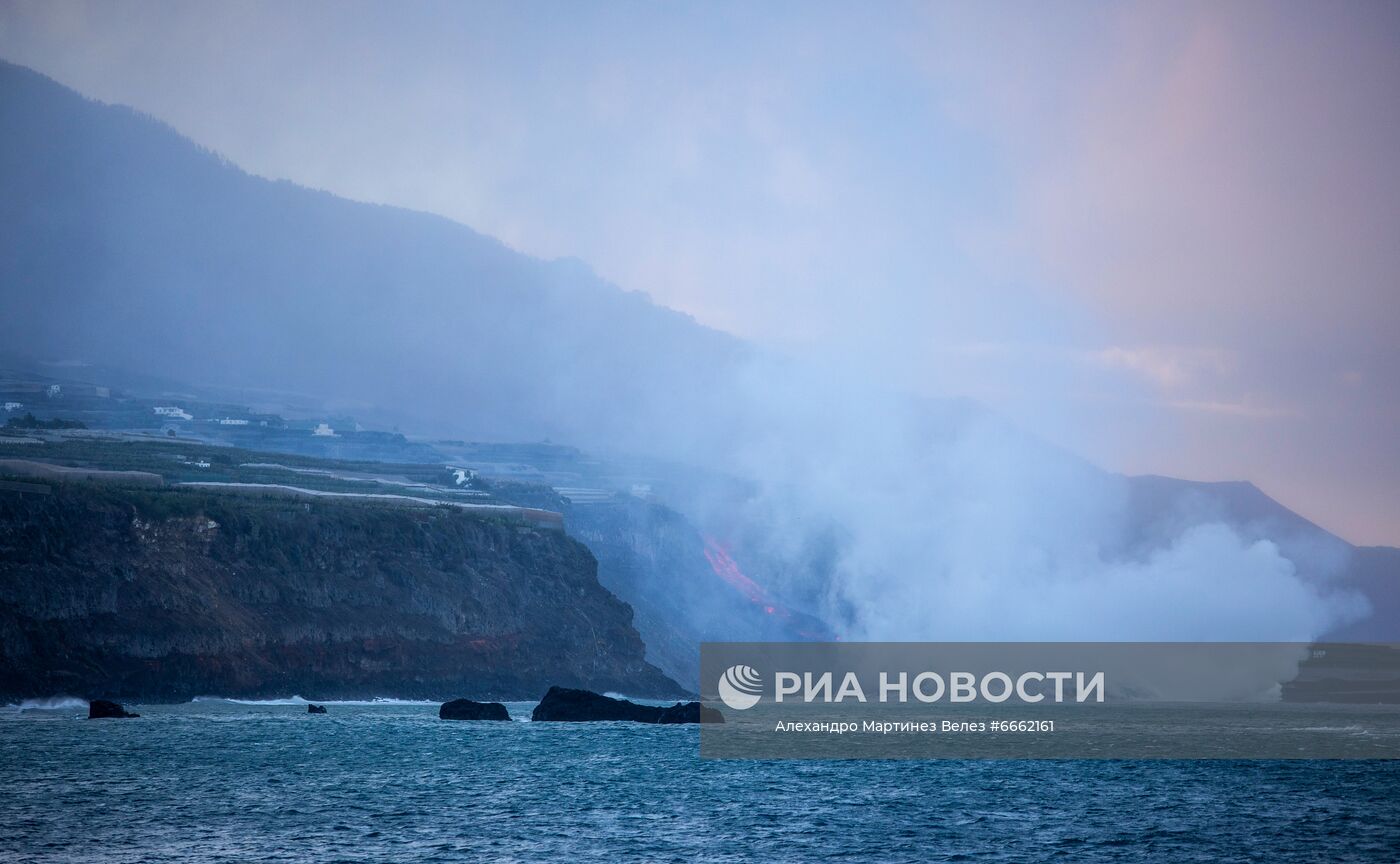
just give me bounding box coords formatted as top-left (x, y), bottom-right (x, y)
top-left (2, 0), bottom-right (1397, 545)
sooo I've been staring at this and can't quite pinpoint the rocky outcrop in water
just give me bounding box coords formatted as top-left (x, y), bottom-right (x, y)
top-left (530, 686), bottom-right (721, 724)
top-left (0, 484), bottom-right (684, 701)
top-left (88, 699), bottom-right (138, 719)
top-left (439, 698), bottom-right (510, 721)
top-left (307, 704), bottom-right (327, 714)
top-left (654, 701), bottom-right (724, 724)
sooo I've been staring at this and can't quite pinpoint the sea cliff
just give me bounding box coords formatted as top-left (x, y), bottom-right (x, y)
top-left (0, 484), bottom-right (681, 701)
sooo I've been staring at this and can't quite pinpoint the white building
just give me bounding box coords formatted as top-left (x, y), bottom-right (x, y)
top-left (218, 418), bottom-right (250, 426)
top-left (153, 406), bottom-right (193, 420)
top-left (2, 402), bottom-right (21, 412)
top-left (45, 384), bottom-right (61, 398)
top-left (312, 422), bottom-right (337, 437)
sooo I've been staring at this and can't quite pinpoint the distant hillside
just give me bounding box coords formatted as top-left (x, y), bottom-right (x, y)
top-left (1121, 474), bottom-right (1353, 577)
top-left (2, 59), bottom-right (1395, 646)
top-left (0, 60), bottom-right (744, 449)
top-left (1119, 474), bottom-right (1397, 640)
top-left (1327, 547), bottom-right (1400, 642)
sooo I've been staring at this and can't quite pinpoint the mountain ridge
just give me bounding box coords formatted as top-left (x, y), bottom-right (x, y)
top-left (0, 58), bottom-right (745, 451)
top-left (2, 58), bottom-right (1395, 645)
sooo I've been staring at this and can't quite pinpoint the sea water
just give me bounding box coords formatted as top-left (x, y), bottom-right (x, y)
top-left (2, 699), bottom-right (1399, 862)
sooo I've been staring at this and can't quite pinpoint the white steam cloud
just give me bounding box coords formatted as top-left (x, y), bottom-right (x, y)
top-left (670, 353), bottom-right (1369, 643)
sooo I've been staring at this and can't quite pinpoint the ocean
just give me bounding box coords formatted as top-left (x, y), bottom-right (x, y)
top-left (3, 699), bottom-right (1398, 862)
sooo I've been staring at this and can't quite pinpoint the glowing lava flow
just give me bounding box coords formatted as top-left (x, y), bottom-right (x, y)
top-left (702, 535), bottom-right (837, 640)
top-left (702, 536), bottom-right (772, 611)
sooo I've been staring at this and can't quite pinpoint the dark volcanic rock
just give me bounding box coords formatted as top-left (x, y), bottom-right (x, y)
top-left (657, 701), bottom-right (724, 724)
top-left (307, 704), bottom-right (327, 714)
top-left (88, 699), bottom-right (138, 719)
top-left (0, 485), bottom-right (684, 702)
top-left (531, 686), bottom-right (654, 722)
top-left (439, 698), bottom-right (510, 721)
top-left (530, 686), bottom-right (721, 724)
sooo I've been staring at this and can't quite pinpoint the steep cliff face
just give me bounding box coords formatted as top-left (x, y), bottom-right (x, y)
top-left (566, 499), bottom-right (836, 690)
top-left (0, 485), bottom-right (682, 700)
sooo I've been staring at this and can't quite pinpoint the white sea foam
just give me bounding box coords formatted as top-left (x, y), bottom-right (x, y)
top-left (8, 696), bottom-right (88, 711)
top-left (602, 692), bottom-right (679, 706)
top-left (190, 695), bottom-right (440, 707)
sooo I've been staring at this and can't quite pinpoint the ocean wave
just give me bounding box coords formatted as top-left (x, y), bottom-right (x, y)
top-left (190, 695), bottom-right (441, 707)
top-left (1298, 725), bottom-right (1369, 734)
top-left (8, 696), bottom-right (88, 711)
top-left (602, 692), bottom-right (677, 705)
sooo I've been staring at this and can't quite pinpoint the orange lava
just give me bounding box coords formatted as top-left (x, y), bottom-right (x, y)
top-left (702, 536), bottom-right (770, 606)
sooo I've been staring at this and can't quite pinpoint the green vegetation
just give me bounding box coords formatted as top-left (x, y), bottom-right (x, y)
top-left (33, 481), bottom-right (528, 533)
top-left (0, 436), bottom-right (475, 496)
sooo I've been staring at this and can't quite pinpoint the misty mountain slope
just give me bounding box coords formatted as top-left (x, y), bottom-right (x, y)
top-left (1121, 475), bottom-right (1353, 576)
top-left (2, 59), bottom-right (1395, 645)
top-left (1327, 547), bottom-right (1400, 642)
top-left (1118, 475), bottom-right (1397, 639)
top-left (0, 60), bottom-right (744, 447)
